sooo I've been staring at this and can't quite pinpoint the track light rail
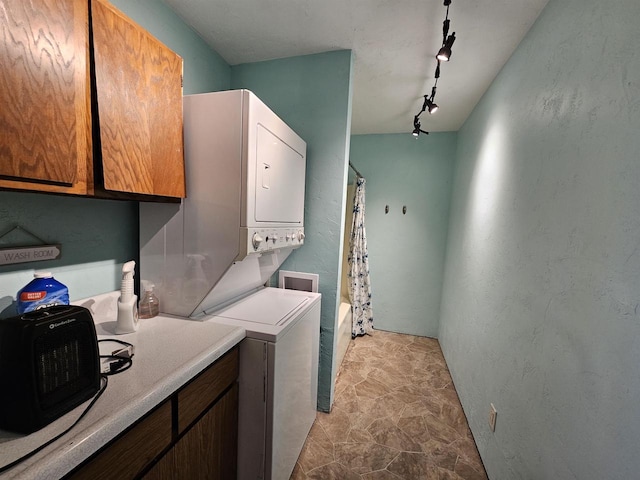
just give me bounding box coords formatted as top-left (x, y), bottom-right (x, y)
top-left (411, 0), bottom-right (458, 138)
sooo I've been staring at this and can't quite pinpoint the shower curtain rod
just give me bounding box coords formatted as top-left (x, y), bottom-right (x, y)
top-left (349, 162), bottom-right (363, 179)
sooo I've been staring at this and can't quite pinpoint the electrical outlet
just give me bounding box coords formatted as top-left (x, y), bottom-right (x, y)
top-left (489, 403), bottom-right (497, 432)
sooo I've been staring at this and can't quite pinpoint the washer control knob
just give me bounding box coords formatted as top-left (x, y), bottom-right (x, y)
top-left (297, 231), bottom-right (305, 241)
top-left (252, 233), bottom-right (264, 250)
top-left (271, 234), bottom-right (279, 243)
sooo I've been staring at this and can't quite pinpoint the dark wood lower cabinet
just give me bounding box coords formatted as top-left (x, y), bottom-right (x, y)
top-left (144, 384), bottom-right (238, 480)
top-left (66, 347), bottom-right (238, 480)
top-left (67, 402), bottom-right (172, 480)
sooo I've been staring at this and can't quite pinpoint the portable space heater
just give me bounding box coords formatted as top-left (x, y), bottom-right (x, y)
top-left (0, 305), bottom-right (101, 434)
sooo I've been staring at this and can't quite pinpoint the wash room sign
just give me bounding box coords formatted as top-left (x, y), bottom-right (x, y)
top-left (0, 245), bottom-right (62, 265)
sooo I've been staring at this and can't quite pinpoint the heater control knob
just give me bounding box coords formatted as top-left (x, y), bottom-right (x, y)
top-left (252, 233), bottom-right (264, 250)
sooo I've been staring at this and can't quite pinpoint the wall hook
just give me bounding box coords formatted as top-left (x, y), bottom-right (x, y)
top-left (403, 206), bottom-right (407, 215)
top-left (385, 205), bottom-right (389, 214)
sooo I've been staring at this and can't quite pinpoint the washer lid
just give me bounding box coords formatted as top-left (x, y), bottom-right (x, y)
top-left (214, 288), bottom-right (309, 325)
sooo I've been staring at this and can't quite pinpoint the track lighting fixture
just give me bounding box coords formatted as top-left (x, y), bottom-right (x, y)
top-left (412, 115), bottom-right (429, 138)
top-left (410, 0), bottom-right (460, 137)
top-left (437, 33), bottom-right (456, 62)
top-left (427, 86), bottom-right (439, 114)
top-left (427, 99), bottom-right (439, 114)
top-left (420, 93), bottom-right (438, 115)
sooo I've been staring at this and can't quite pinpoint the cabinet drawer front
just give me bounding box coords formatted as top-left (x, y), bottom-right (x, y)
top-left (69, 400), bottom-right (172, 480)
top-left (177, 347), bottom-right (239, 434)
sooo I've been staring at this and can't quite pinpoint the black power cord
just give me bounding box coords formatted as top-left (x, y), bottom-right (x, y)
top-left (0, 338), bottom-right (136, 474)
top-left (98, 339), bottom-right (135, 375)
top-left (0, 375), bottom-right (109, 474)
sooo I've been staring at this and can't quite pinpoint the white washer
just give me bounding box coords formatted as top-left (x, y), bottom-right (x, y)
top-left (206, 287), bottom-right (321, 480)
top-left (140, 90), bottom-right (318, 479)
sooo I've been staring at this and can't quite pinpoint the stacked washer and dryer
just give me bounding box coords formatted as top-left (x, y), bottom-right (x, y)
top-left (140, 90), bottom-right (320, 480)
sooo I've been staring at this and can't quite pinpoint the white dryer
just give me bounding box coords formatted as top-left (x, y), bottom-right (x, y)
top-left (140, 90), bottom-right (320, 480)
top-left (206, 287), bottom-right (320, 480)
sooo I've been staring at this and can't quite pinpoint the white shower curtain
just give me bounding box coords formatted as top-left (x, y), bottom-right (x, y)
top-left (347, 177), bottom-right (374, 337)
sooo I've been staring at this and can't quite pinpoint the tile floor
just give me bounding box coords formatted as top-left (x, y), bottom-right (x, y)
top-left (291, 329), bottom-right (488, 480)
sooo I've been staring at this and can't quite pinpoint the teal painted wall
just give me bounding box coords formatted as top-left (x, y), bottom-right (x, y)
top-left (110, 0), bottom-right (230, 93)
top-left (0, 195), bottom-right (137, 317)
top-left (349, 133), bottom-right (456, 337)
top-left (0, 0), bottom-right (229, 317)
top-left (438, 0), bottom-right (640, 478)
top-left (231, 50), bottom-right (354, 411)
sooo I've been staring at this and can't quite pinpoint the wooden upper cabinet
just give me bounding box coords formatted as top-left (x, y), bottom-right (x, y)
top-left (0, 0), bottom-right (185, 200)
top-left (91, 0), bottom-right (185, 199)
top-left (0, 0), bottom-right (91, 194)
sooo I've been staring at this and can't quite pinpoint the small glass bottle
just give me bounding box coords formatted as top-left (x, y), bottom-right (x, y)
top-left (139, 281), bottom-right (160, 319)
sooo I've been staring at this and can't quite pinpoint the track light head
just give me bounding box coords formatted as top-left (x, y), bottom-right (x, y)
top-left (412, 115), bottom-right (429, 138)
top-left (426, 87), bottom-right (439, 114)
top-left (422, 94), bottom-right (439, 115)
top-left (436, 47), bottom-right (449, 62)
top-left (437, 32), bottom-right (456, 61)
top-left (413, 116), bottom-right (421, 137)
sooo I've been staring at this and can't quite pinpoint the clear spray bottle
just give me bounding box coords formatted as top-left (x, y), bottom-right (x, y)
top-left (139, 280), bottom-right (160, 319)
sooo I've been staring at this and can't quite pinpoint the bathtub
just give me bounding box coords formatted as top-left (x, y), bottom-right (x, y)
top-left (336, 300), bottom-right (352, 372)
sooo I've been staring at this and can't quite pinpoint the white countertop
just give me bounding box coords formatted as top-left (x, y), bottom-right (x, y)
top-left (0, 292), bottom-right (245, 479)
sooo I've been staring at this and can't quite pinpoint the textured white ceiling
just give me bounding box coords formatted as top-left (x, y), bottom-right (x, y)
top-left (163, 0), bottom-right (549, 134)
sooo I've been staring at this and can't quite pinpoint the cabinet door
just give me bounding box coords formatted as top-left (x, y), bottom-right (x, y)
top-left (0, 0), bottom-right (91, 194)
top-left (91, 0), bottom-right (185, 199)
top-left (144, 384), bottom-right (238, 480)
top-left (68, 400), bottom-right (172, 480)
top-left (177, 346), bottom-right (239, 435)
